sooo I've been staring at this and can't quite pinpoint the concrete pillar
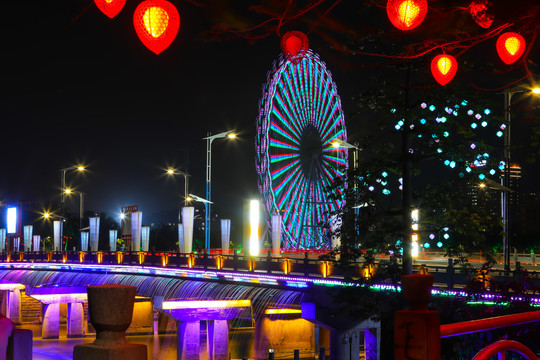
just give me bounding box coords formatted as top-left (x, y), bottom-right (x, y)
top-left (364, 328), bottom-right (380, 360)
top-left (5, 289), bottom-right (21, 324)
top-left (42, 303), bottom-right (60, 339)
top-left (177, 320), bottom-right (200, 360)
top-left (208, 320), bottom-right (228, 360)
top-left (67, 303), bottom-right (85, 338)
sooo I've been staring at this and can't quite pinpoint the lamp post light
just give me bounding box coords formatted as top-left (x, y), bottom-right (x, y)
top-left (332, 138), bottom-right (360, 170)
top-left (60, 165), bottom-right (85, 245)
top-left (202, 130), bottom-right (236, 251)
top-left (166, 168), bottom-right (191, 223)
top-left (65, 188), bottom-right (85, 250)
top-left (188, 193), bottom-right (213, 252)
top-left (60, 165), bottom-right (85, 217)
top-left (500, 84), bottom-right (539, 270)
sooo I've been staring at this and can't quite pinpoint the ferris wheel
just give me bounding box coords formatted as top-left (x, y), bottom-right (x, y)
top-left (256, 49), bottom-right (348, 249)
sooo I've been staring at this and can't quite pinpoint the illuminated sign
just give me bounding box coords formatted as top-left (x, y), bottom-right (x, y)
top-left (7, 207), bottom-right (17, 234)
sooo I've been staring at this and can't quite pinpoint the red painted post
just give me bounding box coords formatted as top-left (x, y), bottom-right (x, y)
top-left (394, 274), bottom-right (440, 360)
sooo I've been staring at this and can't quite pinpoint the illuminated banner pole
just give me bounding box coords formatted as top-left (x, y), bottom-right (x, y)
top-left (220, 219), bottom-right (231, 253)
top-left (250, 200), bottom-right (260, 256)
top-left (181, 207), bottom-right (194, 253)
top-left (178, 224), bottom-right (184, 253)
top-left (131, 211), bottom-right (143, 251)
top-left (109, 230), bottom-right (117, 251)
top-left (271, 214), bottom-right (281, 255)
top-left (81, 232), bottom-right (89, 251)
top-left (13, 237), bottom-right (20, 252)
top-left (0, 229), bottom-right (5, 252)
top-left (23, 225), bottom-right (33, 252)
top-left (89, 217), bottom-right (100, 251)
top-left (33, 235), bottom-right (41, 252)
top-left (141, 226), bottom-right (150, 252)
top-left (53, 221), bottom-right (62, 251)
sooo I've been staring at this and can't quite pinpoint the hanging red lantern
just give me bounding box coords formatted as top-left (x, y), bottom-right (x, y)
top-left (280, 31), bottom-right (309, 63)
top-left (496, 32), bottom-right (526, 65)
top-left (133, 0), bottom-right (180, 55)
top-left (431, 54), bottom-right (458, 86)
top-left (94, 0), bottom-right (126, 19)
top-left (469, 0), bottom-right (493, 29)
top-left (387, 0), bottom-right (428, 31)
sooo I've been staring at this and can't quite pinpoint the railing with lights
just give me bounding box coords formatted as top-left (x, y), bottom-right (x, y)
top-left (0, 250), bottom-right (538, 288)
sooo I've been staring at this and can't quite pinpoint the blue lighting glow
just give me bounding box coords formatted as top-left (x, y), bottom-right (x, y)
top-left (471, 123), bottom-right (477, 129)
top-left (479, 173), bottom-right (486, 180)
top-left (437, 242), bottom-right (443, 248)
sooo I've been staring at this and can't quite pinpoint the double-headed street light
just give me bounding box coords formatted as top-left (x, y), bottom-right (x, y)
top-left (202, 130), bottom-right (236, 251)
top-left (500, 84), bottom-right (539, 270)
top-left (64, 188), bottom-right (85, 238)
top-left (60, 165), bottom-right (85, 219)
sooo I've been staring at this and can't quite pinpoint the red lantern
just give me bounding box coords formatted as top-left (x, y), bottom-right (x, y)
top-left (431, 54), bottom-right (458, 86)
top-left (496, 32), bottom-right (526, 65)
top-left (94, 0), bottom-right (126, 19)
top-left (469, 0), bottom-right (493, 28)
top-left (133, 0), bottom-right (180, 55)
top-left (280, 31), bottom-right (309, 63)
top-left (387, 0), bottom-right (428, 31)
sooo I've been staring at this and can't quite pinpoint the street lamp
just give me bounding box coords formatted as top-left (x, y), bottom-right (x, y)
top-left (500, 84), bottom-right (539, 270)
top-left (60, 165), bottom-right (85, 220)
top-left (166, 168), bottom-right (191, 207)
top-left (331, 138), bottom-right (360, 170)
top-left (64, 188), bottom-right (85, 241)
top-left (202, 130), bottom-right (236, 251)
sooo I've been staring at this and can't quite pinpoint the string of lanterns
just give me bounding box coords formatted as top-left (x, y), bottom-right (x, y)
top-left (384, 0), bottom-right (527, 86)
top-left (93, 0), bottom-right (528, 84)
top-left (94, 0), bottom-right (180, 54)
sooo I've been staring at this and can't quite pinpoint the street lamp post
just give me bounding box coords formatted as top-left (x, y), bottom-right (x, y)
top-left (202, 130), bottom-right (236, 251)
top-left (65, 189), bottom-right (85, 250)
top-left (166, 168), bottom-right (191, 223)
top-left (60, 165), bottom-right (85, 246)
top-left (332, 138), bottom-right (360, 171)
top-left (500, 85), bottom-right (539, 270)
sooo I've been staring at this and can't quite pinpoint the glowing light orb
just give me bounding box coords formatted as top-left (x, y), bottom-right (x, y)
top-left (133, 0), bottom-right (180, 55)
top-left (94, 0), bottom-right (126, 18)
top-left (280, 31), bottom-right (309, 64)
top-left (496, 32), bottom-right (526, 65)
top-left (431, 54), bottom-right (458, 86)
top-left (387, 0), bottom-right (428, 31)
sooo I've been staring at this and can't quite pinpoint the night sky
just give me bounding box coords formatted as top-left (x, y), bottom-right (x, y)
top-left (1, 1), bottom-right (539, 234)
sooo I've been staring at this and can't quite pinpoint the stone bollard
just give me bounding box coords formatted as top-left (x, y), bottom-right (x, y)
top-left (73, 284), bottom-right (147, 360)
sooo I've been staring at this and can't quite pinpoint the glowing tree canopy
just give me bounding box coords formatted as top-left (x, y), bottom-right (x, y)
top-left (469, 0), bottom-right (493, 28)
top-left (387, 0), bottom-right (428, 31)
top-left (133, 0), bottom-right (180, 55)
top-left (280, 31), bottom-right (309, 64)
top-left (256, 50), bottom-right (347, 249)
top-left (94, 0), bottom-right (126, 19)
top-left (496, 32), bottom-right (526, 65)
top-left (431, 54), bottom-right (458, 86)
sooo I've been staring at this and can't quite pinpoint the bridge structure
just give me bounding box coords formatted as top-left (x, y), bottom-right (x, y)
top-left (0, 250), bottom-right (539, 359)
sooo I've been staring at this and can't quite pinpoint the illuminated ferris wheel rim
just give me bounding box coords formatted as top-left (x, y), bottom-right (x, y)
top-left (256, 49), bottom-right (348, 249)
